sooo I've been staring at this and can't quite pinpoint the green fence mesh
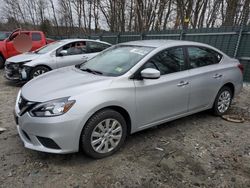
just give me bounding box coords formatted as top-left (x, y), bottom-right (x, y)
top-left (48, 26), bottom-right (250, 82)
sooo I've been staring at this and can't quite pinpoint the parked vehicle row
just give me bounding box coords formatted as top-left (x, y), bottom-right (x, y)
top-left (4, 39), bottom-right (111, 81)
top-left (0, 29), bottom-right (55, 68)
top-left (13, 40), bottom-right (243, 158)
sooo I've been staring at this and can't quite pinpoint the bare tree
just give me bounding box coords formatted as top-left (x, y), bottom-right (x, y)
top-left (223, 0), bottom-right (238, 26)
top-left (58, 0), bottom-right (74, 36)
top-left (48, 0), bottom-right (60, 35)
top-left (37, 0), bottom-right (47, 24)
top-left (1, 0), bottom-right (249, 34)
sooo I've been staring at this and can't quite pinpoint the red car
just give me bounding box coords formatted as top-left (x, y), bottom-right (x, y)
top-left (0, 29), bottom-right (55, 68)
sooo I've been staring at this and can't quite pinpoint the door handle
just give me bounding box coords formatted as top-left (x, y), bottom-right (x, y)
top-left (213, 74), bottom-right (222, 79)
top-left (177, 81), bottom-right (189, 87)
top-left (81, 56), bottom-right (88, 60)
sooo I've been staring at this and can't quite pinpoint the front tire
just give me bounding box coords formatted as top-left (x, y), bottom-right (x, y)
top-left (30, 66), bottom-right (50, 79)
top-left (213, 86), bottom-right (233, 116)
top-left (0, 56), bottom-right (5, 69)
top-left (81, 109), bottom-right (127, 159)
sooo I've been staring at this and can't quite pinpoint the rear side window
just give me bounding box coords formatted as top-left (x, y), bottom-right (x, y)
top-left (187, 47), bottom-right (222, 68)
top-left (86, 42), bottom-right (111, 53)
top-left (143, 47), bottom-right (185, 75)
top-left (32, 33), bottom-right (42, 41)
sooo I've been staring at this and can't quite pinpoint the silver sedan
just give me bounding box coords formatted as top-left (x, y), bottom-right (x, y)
top-left (14, 40), bottom-right (243, 158)
top-left (5, 39), bottom-right (111, 81)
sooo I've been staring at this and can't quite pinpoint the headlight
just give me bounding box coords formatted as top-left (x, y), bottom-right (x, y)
top-left (19, 60), bottom-right (32, 64)
top-left (30, 97), bottom-right (75, 117)
top-left (18, 60), bottom-right (32, 68)
top-left (15, 90), bottom-right (21, 106)
top-left (11, 60), bottom-right (31, 70)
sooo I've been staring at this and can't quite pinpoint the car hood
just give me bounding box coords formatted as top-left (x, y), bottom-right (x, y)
top-left (7, 52), bottom-right (42, 63)
top-left (21, 66), bottom-right (114, 102)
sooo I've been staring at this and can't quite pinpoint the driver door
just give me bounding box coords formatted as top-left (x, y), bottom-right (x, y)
top-left (134, 47), bottom-right (190, 129)
top-left (5, 33), bottom-right (21, 58)
top-left (55, 41), bottom-right (88, 68)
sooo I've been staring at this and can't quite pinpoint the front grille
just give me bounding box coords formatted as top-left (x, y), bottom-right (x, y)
top-left (18, 96), bottom-right (37, 116)
top-left (5, 64), bottom-right (11, 69)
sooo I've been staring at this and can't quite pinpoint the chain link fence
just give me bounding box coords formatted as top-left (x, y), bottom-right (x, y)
top-left (49, 26), bottom-right (250, 82)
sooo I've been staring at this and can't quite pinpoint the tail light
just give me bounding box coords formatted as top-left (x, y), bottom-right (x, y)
top-left (238, 64), bottom-right (244, 74)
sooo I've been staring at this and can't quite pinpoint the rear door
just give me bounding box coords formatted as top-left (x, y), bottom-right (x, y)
top-left (86, 41), bottom-right (111, 59)
top-left (186, 46), bottom-right (223, 111)
top-left (134, 47), bottom-right (190, 129)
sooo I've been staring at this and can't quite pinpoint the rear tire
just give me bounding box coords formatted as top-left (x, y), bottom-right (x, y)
top-left (213, 86), bottom-right (233, 116)
top-left (30, 66), bottom-right (50, 79)
top-left (0, 56), bottom-right (5, 69)
top-left (80, 109), bottom-right (127, 159)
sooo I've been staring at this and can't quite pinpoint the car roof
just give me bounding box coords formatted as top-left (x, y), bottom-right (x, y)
top-left (60, 38), bottom-right (111, 45)
top-left (120, 40), bottom-right (214, 49)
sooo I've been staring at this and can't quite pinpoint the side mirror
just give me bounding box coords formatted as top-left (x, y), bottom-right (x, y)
top-left (141, 68), bottom-right (160, 79)
top-left (59, 50), bottom-right (68, 56)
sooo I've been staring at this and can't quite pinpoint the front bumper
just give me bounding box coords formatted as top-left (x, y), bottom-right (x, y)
top-left (4, 66), bottom-right (21, 81)
top-left (14, 101), bottom-right (83, 154)
top-left (4, 65), bottom-right (31, 82)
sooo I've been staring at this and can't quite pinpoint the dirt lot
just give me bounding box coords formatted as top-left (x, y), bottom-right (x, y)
top-left (0, 69), bottom-right (250, 188)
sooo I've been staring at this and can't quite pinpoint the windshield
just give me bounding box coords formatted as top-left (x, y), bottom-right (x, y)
top-left (35, 41), bottom-right (64, 54)
top-left (80, 45), bottom-right (154, 76)
top-left (0, 32), bottom-right (9, 41)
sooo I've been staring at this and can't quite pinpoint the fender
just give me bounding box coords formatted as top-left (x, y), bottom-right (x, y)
top-left (0, 40), bottom-right (7, 60)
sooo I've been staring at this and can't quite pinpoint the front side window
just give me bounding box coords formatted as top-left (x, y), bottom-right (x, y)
top-left (187, 47), bottom-right (222, 68)
top-left (80, 45), bottom-right (154, 76)
top-left (143, 47), bottom-right (185, 75)
top-left (57, 41), bottom-right (87, 56)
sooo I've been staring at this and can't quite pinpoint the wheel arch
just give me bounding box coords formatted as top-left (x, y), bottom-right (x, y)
top-left (104, 106), bottom-right (132, 135)
top-left (86, 105), bottom-right (132, 135)
top-left (33, 64), bottom-right (52, 71)
top-left (221, 82), bottom-right (235, 98)
top-left (78, 105), bottom-right (132, 152)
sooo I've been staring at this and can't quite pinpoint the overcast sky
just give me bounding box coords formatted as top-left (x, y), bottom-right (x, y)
top-left (0, 0), bottom-right (8, 20)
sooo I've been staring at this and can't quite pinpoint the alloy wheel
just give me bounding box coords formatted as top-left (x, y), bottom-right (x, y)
top-left (33, 69), bottom-right (46, 77)
top-left (91, 118), bottom-right (122, 154)
top-left (217, 90), bottom-right (231, 113)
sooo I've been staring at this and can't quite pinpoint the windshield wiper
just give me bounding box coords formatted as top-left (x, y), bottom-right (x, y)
top-left (81, 68), bottom-right (103, 75)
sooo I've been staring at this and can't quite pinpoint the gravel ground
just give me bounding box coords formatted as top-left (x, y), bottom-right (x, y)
top-left (0, 69), bottom-right (250, 188)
